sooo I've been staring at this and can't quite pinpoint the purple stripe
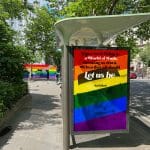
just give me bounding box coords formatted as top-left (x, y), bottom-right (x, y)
top-left (74, 112), bottom-right (127, 131)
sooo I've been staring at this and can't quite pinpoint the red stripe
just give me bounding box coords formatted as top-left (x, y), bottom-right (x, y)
top-left (74, 49), bottom-right (128, 66)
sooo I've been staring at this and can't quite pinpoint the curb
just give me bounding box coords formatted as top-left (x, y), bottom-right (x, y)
top-left (130, 108), bottom-right (150, 128)
top-left (135, 115), bottom-right (150, 128)
top-left (0, 94), bottom-right (32, 130)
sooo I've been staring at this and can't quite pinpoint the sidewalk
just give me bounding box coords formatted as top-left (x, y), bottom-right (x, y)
top-left (0, 80), bottom-right (63, 150)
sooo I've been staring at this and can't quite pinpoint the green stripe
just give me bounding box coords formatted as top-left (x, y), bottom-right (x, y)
top-left (49, 71), bottom-right (56, 73)
top-left (74, 83), bottom-right (128, 108)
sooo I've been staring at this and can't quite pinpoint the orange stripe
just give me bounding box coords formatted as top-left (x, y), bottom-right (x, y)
top-left (25, 67), bottom-right (49, 69)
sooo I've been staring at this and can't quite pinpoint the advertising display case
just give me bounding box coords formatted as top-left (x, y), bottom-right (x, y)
top-left (72, 46), bottom-right (129, 133)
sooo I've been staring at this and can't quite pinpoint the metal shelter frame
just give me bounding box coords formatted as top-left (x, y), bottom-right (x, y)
top-left (55, 13), bottom-right (150, 150)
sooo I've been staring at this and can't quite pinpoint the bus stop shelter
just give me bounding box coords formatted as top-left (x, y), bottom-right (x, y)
top-left (55, 13), bottom-right (150, 150)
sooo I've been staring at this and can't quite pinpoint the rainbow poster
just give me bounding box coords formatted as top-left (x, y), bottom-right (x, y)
top-left (73, 47), bottom-right (129, 133)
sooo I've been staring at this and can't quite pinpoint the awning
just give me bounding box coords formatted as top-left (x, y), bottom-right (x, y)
top-left (55, 13), bottom-right (150, 46)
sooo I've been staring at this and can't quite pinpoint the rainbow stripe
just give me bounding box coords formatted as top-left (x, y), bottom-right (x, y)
top-left (73, 48), bottom-right (129, 132)
top-left (24, 64), bottom-right (57, 79)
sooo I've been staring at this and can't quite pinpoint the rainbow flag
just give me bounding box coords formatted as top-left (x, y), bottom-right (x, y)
top-left (73, 47), bottom-right (129, 133)
top-left (24, 64), bottom-right (57, 79)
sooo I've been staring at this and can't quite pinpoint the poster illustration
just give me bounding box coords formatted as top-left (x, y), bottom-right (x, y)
top-left (73, 47), bottom-right (129, 133)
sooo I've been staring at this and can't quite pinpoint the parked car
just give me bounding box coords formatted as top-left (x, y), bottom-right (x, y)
top-left (130, 72), bottom-right (137, 79)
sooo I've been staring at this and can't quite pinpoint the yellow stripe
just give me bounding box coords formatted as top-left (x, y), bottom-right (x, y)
top-left (32, 69), bottom-right (38, 71)
top-left (74, 69), bottom-right (127, 95)
top-left (49, 69), bottom-right (57, 71)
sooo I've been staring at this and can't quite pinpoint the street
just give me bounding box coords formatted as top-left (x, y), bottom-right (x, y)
top-left (130, 79), bottom-right (150, 121)
top-left (0, 79), bottom-right (150, 150)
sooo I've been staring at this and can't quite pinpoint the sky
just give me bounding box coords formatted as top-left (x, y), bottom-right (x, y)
top-left (28, 0), bottom-right (48, 6)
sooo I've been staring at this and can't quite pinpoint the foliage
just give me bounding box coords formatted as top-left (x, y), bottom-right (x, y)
top-left (62, 0), bottom-right (150, 59)
top-left (136, 20), bottom-right (150, 41)
top-left (63, 0), bottom-right (108, 17)
top-left (0, 4), bottom-right (9, 20)
top-left (115, 33), bottom-right (139, 59)
top-left (53, 50), bottom-right (62, 67)
top-left (46, 0), bottom-right (65, 17)
top-left (0, 81), bottom-right (28, 111)
top-left (0, 20), bottom-right (15, 43)
top-left (0, 81), bottom-right (15, 110)
top-left (62, 0), bottom-right (142, 17)
top-left (139, 44), bottom-right (150, 66)
top-left (25, 7), bottom-right (57, 64)
top-left (115, 29), bottom-right (139, 58)
top-left (0, 0), bottom-right (26, 19)
top-left (0, 0), bottom-right (30, 118)
top-left (0, 44), bottom-right (29, 83)
top-left (0, 20), bottom-right (30, 83)
top-left (137, 0), bottom-right (150, 13)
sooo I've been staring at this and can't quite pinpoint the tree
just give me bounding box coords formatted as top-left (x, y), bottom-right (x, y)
top-left (0, 0), bottom-right (31, 113)
top-left (0, 0), bottom-right (25, 19)
top-left (25, 7), bottom-right (57, 64)
top-left (62, 0), bottom-right (140, 17)
top-left (62, 0), bottom-right (110, 16)
top-left (139, 44), bottom-right (150, 67)
top-left (53, 50), bottom-right (62, 67)
top-left (62, 0), bottom-right (150, 59)
top-left (0, 4), bottom-right (9, 20)
top-left (136, 20), bottom-right (150, 42)
top-left (0, 19), bottom-right (30, 83)
top-left (115, 30), bottom-right (139, 59)
top-left (0, 0), bottom-right (32, 82)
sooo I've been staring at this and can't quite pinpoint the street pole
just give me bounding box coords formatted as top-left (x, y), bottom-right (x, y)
top-left (63, 45), bottom-right (70, 150)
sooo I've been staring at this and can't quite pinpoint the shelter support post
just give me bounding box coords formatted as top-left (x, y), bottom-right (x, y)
top-left (62, 45), bottom-right (70, 150)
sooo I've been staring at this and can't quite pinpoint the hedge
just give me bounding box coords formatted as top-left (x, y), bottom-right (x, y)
top-left (0, 81), bottom-right (28, 118)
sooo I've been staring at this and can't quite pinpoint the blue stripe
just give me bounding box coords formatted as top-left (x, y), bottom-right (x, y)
top-left (49, 73), bottom-right (56, 76)
top-left (74, 96), bottom-right (127, 124)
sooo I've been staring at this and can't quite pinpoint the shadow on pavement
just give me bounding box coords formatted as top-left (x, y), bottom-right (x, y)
top-left (24, 78), bottom-right (56, 82)
top-left (0, 92), bottom-right (62, 148)
top-left (70, 117), bottom-right (150, 149)
top-left (16, 93), bottom-right (62, 130)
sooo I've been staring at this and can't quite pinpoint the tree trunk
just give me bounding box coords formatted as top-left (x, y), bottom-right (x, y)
top-left (108, 0), bottom-right (119, 15)
top-left (24, 0), bottom-right (27, 7)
